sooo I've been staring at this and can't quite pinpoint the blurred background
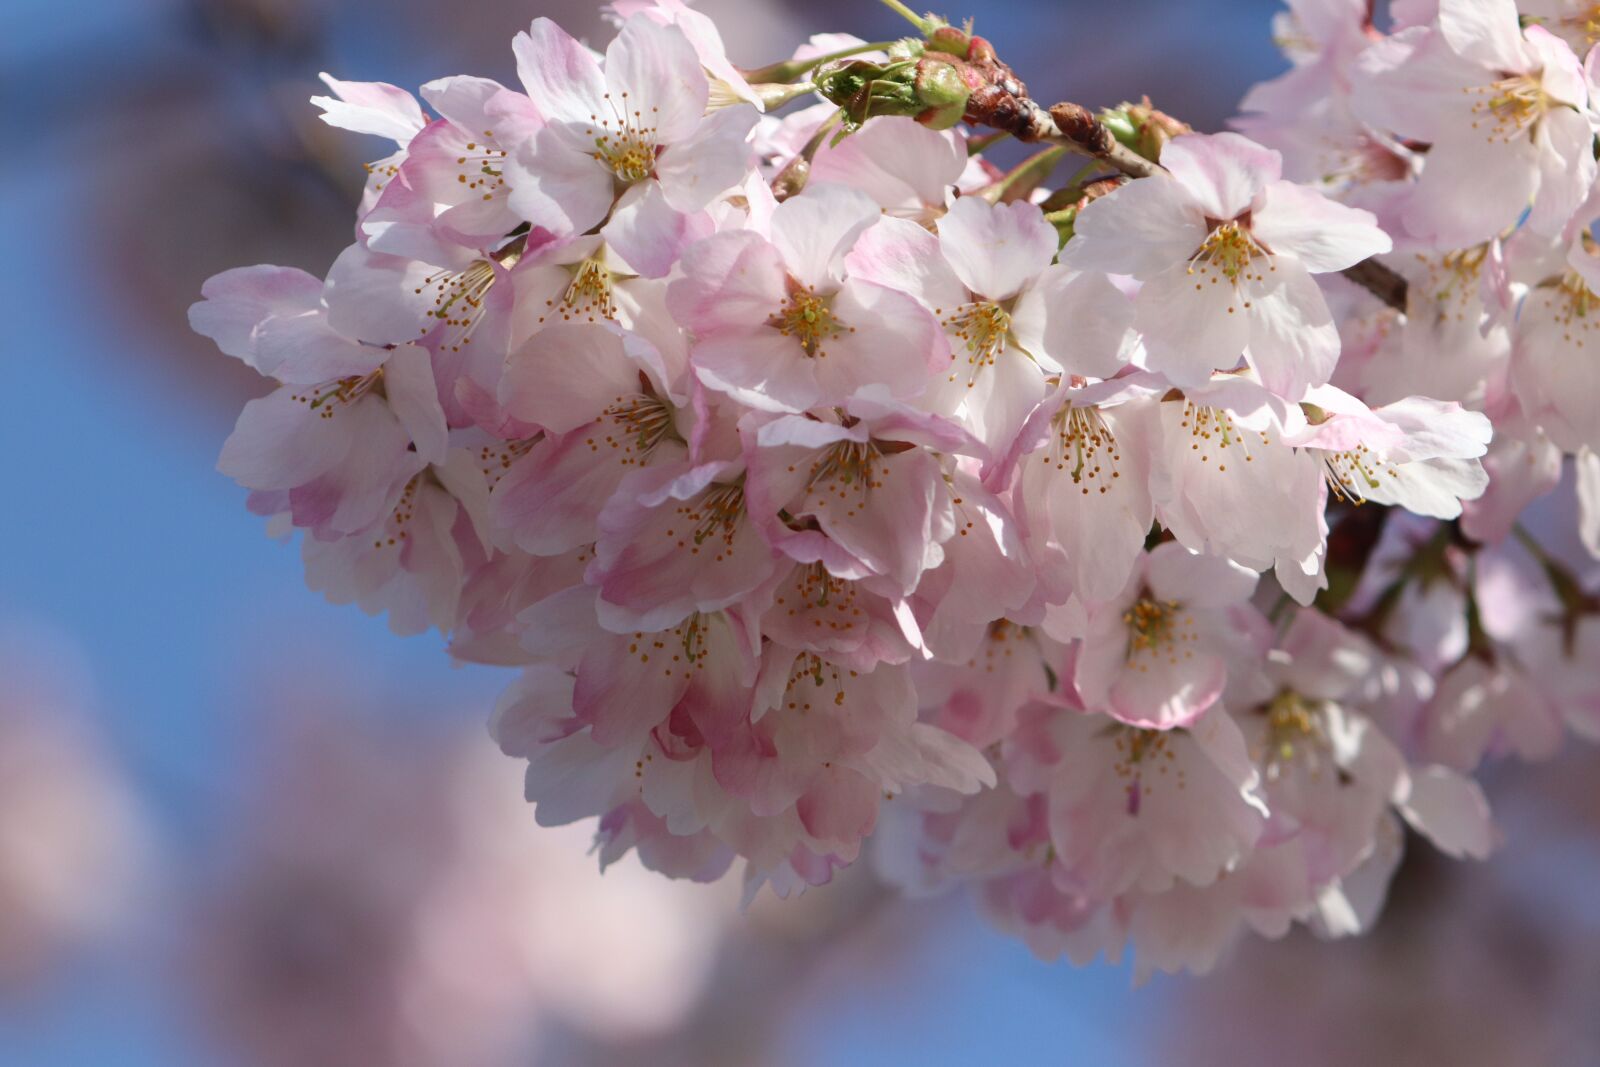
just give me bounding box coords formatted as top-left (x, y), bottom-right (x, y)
top-left (2, 0), bottom-right (1598, 1064)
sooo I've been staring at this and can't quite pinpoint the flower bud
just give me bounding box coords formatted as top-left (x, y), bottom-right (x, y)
top-left (1104, 98), bottom-right (1194, 163)
top-left (925, 25), bottom-right (971, 56)
top-left (816, 52), bottom-right (976, 132)
top-left (913, 54), bottom-right (976, 130)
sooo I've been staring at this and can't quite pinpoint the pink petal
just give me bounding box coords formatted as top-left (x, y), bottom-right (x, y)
top-left (770, 183), bottom-right (882, 292)
top-left (1252, 182), bottom-right (1392, 273)
top-left (311, 74), bottom-right (426, 144)
top-left (605, 16), bottom-right (710, 143)
top-left (1160, 132), bottom-right (1283, 221)
top-left (936, 196), bottom-right (1059, 302)
top-left (1065, 175), bottom-right (1208, 278)
top-left (655, 104), bottom-right (758, 213)
top-left (512, 18), bottom-right (607, 125)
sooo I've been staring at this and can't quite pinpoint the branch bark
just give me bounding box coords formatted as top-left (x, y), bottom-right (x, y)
top-left (954, 48), bottom-right (1410, 312)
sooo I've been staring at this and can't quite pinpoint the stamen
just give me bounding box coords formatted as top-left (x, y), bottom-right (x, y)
top-left (1321, 443), bottom-right (1397, 505)
top-left (1178, 401), bottom-right (1270, 473)
top-left (1107, 725), bottom-right (1187, 816)
top-left (541, 257), bottom-right (617, 324)
top-left (585, 392), bottom-right (678, 467)
top-left (1188, 220), bottom-right (1269, 289)
top-left (1534, 269), bottom-right (1600, 349)
top-left (943, 301), bottom-right (1012, 386)
top-left (371, 474), bottom-right (421, 549)
top-left (1465, 75), bottom-right (1552, 143)
top-left (588, 93), bottom-right (662, 183)
top-left (802, 440), bottom-right (884, 518)
top-left (626, 613), bottom-right (717, 684)
top-left (290, 368), bottom-right (384, 420)
top-left (782, 653), bottom-right (858, 713)
top-left (454, 136), bottom-right (510, 203)
top-left (770, 286), bottom-right (848, 357)
top-left (771, 564), bottom-right (867, 637)
top-left (1251, 691), bottom-right (1334, 782)
top-left (1043, 406), bottom-right (1122, 495)
top-left (474, 437), bottom-right (539, 491)
top-left (417, 260), bottom-right (498, 352)
top-left (1123, 597), bottom-right (1196, 665)
top-left (1415, 244), bottom-right (1490, 319)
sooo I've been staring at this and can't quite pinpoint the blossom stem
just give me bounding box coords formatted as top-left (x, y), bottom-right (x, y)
top-left (876, 0), bottom-right (934, 33)
top-left (981, 145), bottom-right (1069, 204)
top-left (966, 130), bottom-right (1011, 154)
top-left (743, 41), bottom-right (902, 84)
top-left (772, 114), bottom-right (840, 201)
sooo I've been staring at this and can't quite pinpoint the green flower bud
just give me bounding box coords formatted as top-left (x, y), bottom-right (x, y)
top-left (925, 25), bottom-right (971, 56)
top-left (913, 55), bottom-right (973, 130)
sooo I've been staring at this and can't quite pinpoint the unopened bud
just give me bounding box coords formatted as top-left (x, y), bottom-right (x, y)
top-left (913, 54), bottom-right (976, 130)
top-left (816, 52), bottom-right (976, 133)
top-left (1108, 98), bottom-right (1194, 162)
top-left (925, 25), bottom-right (971, 56)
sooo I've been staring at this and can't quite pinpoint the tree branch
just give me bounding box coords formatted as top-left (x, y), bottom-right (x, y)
top-left (952, 46), bottom-right (1410, 312)
top-left (1338, 257), bottom-right (1410, 313)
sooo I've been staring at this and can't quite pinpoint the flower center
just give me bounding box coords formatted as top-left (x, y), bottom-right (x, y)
top-left (772, 564), bottom-right (866, 638)
top-left (589, 391), bottom-right (677, 467)
top-left (1321, 443), bottom-right (1397, 505)
top-left (1189, 220), bottom-right (1269, 289)
top-left (1467, 74), bottom-right (1553, 142)
top-left (803, 439), bottom-right (885, 515)
top-left (666, 481), bottom-right (745, 561)
top-left (1123, 596), bottom-right (1193, 663)
top-left (370, 474), bottom-right (421, 550)
top-left (534, 257), bottom-right (617, 327)
top-left (1568, 4), bottom-right (1600, 47)
top-left (1537, 270), bottom-right (1600, 346)
top-left (1107, 725), bottom-right (1187, 816)
top-left (418, 260), bottom-right (497, 352)
top-left (589, 93), bottom-right (661, 183)
top-left (942, 301), bottom-right (1012, 385)
top-left (770, 287), bottom-right (846, 356)
top-left (626, 613), bottom-right (720, 682)
top-left (1178, 402), bottom-right (1271, 473)
top-left (684, 479), bottom-right (739, 556)
top-left (455, 135), bottom-right (509, 202)
top-left (1045, 405), bottom-right (1122, 495)
top-left (1418, 244), bottom-right (1489, 318)
top-left (784, 653), bottom-right (858, 712)
top-left (473, 437), bottom-right (539, 491)
top-left (291, 368), bottom-right (384, 419)
top-left (1253, 691), bottom-right (1335, 781)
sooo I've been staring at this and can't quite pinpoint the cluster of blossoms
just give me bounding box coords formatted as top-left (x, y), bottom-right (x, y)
top-left (192, 0), bottom-right (1600, 976)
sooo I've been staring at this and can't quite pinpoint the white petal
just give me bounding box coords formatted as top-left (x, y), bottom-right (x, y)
top-left (935, 196), bottom-right (1058, 302)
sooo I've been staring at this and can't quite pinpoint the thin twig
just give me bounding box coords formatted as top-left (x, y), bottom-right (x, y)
top-left (1339, 258), bottom-right (1410, 312)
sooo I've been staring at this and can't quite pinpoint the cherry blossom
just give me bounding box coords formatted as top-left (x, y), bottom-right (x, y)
top-left (1353, 0), bottom-right (1598, 246)
top-left (189, 0), bottom-right (1600, 981)
top-left (1065, 131), bottom-right (1391, 398)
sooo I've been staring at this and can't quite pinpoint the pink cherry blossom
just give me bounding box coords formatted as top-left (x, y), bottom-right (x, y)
top-left (669, 182), bottom-right (944, 413)
top-left (848, 195), bottom-right (1132, 452)
top-left (1075, 543), bottom-right (1265, 730)
top-left (1066, 131), bottom-right (1391, 398)
top-left (505, 16), bottom-right (757, 238)
top-left (1354, 2), bottom-right (1598, 246)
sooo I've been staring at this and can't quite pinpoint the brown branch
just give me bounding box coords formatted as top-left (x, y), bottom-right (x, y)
top-left (1039, 103), bottom-right (1165, 180)
top-left (1339, 258), bottom-right (1410, 312)
top-left (952, 42), bottom-right (1409, 312)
